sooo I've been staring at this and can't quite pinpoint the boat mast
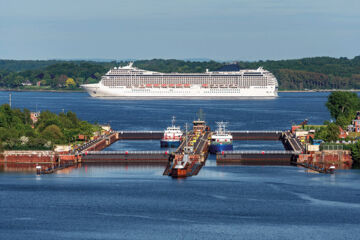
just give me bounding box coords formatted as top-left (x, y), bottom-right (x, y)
top-left (185, 123), bottom-right (188, 147)
top-left (172, 116), bottom-right (176, 127)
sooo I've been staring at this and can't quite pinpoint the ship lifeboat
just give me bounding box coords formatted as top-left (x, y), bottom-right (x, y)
top-left (153, 84), bottom-right (160, 88)
top-left (230, 84), bottom-right (238, 88)
top-left (139, 85), bottom-right (145, 88)
top-left (176, 84), bottom-right (183, 88)
top-left (202, 84), bottom-right (209, 88)
top-left (220, 84), bottom-right (227, 88)
top-left (161, 84), bottom-right (168, 88)
top-left (184, 84), bottom-right (191, 88)
top-left (169, 84), bottom-right (175, 88)
top-left (146, 84), bottom-right (152, 88)
top-left (210, 84), bottom-right (218, 88)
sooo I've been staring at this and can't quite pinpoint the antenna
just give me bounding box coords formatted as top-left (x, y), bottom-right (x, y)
top-left (215, 121), bottom-right (228, 134)
top-left (185, 123), bottom-right (188, 147)
top-left (196, 109), bottom-right (205, 121)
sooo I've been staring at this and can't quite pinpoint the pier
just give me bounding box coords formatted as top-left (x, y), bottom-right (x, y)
top-left (232, 131), bottom-right (282, 140)
top-left (215, 131), bottom-right (302, 165)
top-left (81, 151), bottom-right (170, 164)
top-left (116, 131), bottom-right (163, 140)
top-left (217, 150), bottom-right (299, 165)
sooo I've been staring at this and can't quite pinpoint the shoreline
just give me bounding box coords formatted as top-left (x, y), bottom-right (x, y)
top-left (280, 89), bottom-right (360, 92)
top-left (0, 88), bottom-right (84, 93)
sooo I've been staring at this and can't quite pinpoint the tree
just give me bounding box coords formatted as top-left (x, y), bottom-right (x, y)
top-left (314, 123), bottom-right (340, 142)
top-left (65, 78), bottom-right (76, 88)
top-left (350, 142), bottom-right (360, 167)
top-left (326, 123), bottom-right (340, 142)
top-left (336, 115), bottom-right (352, 129)
top-left (41, 124), bottom-right (64, 143)
top-left (326, 92), bottom-right (360, 123)
top-left (86, 77), bottom-right (97, 84)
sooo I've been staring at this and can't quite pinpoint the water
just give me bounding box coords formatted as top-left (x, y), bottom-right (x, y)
top-left (1, 91), bottom-right (360, 240)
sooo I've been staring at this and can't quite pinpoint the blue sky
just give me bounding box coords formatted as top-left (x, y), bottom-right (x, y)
top-left (0, 0), bottom-right (359, 61)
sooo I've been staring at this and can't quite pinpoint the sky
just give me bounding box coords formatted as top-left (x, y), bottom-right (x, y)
top-left (0, 0), bottom-right (359, 61)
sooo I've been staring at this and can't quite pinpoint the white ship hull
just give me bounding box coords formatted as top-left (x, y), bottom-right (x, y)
top-left (82, 83), bottom-right (277, 98)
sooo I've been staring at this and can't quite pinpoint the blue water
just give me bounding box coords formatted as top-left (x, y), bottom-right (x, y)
top-left (1, 91), bottom-right (360, 240)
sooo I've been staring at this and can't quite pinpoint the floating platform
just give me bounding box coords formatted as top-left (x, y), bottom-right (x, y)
top-left (81, 151), bottom-right (170, 164)
top-left (116, 131), bottom-right (163, 140)
top-left (232, 131), bottom-right (283, 140)
top-left (216, 150), bottom-right (299, 165)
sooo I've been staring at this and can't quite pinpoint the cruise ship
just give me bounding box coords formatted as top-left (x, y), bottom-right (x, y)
top-left (81, 62), bottom-right (278, 98)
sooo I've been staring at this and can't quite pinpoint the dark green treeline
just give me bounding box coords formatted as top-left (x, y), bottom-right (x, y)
top-left (0, 56), bottom-right (360, 90)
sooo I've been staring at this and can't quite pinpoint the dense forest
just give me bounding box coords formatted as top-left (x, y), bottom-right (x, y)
top-left (0, 104), bottom-right (99, 151)
top-left (0, 57), bottom-right (360, 90)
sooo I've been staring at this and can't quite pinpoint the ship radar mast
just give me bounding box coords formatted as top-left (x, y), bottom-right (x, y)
top-left (171, 116), bottom-right (176, 127)
top-left (215, 121), bottom-right (229, 135)
top-left (196, 109), bottom-right (205, 121)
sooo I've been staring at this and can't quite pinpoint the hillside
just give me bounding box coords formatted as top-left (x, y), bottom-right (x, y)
top-left (0, 57), bottom-right (359, 90)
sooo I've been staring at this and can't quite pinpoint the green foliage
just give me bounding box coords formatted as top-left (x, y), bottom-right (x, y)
top-left (350, 142), bottom-right (360, 167)
top-left (325, 91), bottom-right (360, 130)
top-left (326, 92), bottom-right (360, 127)
top-left (41, 125), bottom-right (64, 143)
top-left (314, 123), bottom-right (340, 142)
top-left (0, 104), bottom-right (99, 150)
top-left (1, 57), bottom-right (360, 90)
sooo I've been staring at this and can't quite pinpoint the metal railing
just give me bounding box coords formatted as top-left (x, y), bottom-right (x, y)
top-left (84, 151), bottom-right (172, 155)
top-left (116, 131), bottom-right (164, 134)
top-left (218, 150), bottom-right (299, 155)
top-left (231, 130), bottom-right (284, 133)
top-left (115, 130), bottom-right (285, 134)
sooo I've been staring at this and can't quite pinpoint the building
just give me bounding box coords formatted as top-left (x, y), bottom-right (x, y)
top-left (338, 126), bottom-right (348, 139)
top-left (21, 80), bottom-right (32, 86)
top-left (347, 111), bottom-right (360, 133)
top-left (30, 111), bottom-right (40, 124)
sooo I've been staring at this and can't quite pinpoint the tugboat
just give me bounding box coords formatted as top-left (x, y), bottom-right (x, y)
top-left (209, 121), bottom-right (233, 154)
top-left (160, 116), bottom-right (183, 148)
top-left (170, 146), bottom-right (192, 178)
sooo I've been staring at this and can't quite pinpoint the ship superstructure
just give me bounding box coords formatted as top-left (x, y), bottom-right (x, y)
top-left (81, 62), bottom-right (278, 98)
top-left (209, 121), bottom-right (233, 154)
top-left (160, 116), bottom-right (183, 148)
